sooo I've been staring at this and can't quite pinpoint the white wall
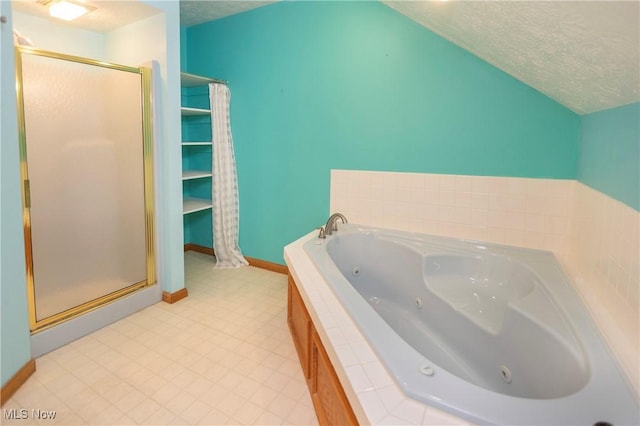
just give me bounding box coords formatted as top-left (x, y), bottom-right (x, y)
top-left (12, 11), bottom-right (105, 58)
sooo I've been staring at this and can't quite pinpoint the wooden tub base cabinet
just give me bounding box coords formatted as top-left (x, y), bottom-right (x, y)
top-left (287, 275), bottom-right (358, 425)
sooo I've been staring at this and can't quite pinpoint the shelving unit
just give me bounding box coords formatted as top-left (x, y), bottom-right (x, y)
top-left (183, 197), bottom-right (214, 215)
top-left (180, 72), bottom-right (216, 248)
top-left (181, 106), bottom-right (211, 116)
top-left (182, 170), bottom-right (213, 180)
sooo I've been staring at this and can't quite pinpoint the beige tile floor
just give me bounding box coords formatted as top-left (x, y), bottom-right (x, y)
top-left (3, 252), bottom-right (318, 425)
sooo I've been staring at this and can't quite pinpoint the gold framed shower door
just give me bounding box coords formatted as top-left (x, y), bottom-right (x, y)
top-left (15, 46), bottom-right (156, 332)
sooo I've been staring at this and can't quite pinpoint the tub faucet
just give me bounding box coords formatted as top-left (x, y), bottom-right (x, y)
top-left (325, 213), bottom-right (348, 236)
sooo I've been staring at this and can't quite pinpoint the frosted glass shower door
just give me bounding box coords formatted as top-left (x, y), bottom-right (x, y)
top-left (17, 48), bottom-right (155, 330)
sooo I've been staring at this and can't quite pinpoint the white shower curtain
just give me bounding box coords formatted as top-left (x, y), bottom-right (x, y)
top-left (210, 83), bottom-right (248, 268)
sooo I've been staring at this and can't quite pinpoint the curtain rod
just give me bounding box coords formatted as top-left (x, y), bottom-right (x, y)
top-left (181, 71), bottom-right (228, 86)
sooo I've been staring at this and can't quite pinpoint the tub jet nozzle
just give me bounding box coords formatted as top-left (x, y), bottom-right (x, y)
top-left (419, 364), bottom-right (434, 376)
top-left (500, 365), bottom-right (512, 383)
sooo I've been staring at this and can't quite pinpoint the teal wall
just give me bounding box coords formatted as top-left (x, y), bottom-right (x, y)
top-left (184, 1), bottom-right (580, 264)
top-left (1, 2), bottom-right (32, 386)
top-left (180, 25), bottom-right (188, 70)
top-left (579, 102), bottom-right (640, 211)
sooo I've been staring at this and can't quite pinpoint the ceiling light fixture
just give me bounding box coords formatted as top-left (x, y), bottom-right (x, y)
top-left (39, 0), bottom-right (95, 21)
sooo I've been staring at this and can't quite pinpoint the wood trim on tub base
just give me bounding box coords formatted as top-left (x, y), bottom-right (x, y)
top-left (1, 358), bottom-right (36, 406)
top-left (288, 274), bottom-right (358, 425)
top-left (184, 243), bottom-right (289, 275)
top-left (162, 288), bottom-right (188, 304)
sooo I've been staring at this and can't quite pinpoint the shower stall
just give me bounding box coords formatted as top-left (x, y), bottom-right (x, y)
top-left (15, 46), bottom-right (157, 337)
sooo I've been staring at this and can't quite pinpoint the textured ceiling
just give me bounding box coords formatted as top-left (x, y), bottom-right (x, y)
top-left (179, 0), bottom-right (639, 115)
top-left (180, 0), bottom-right (276, 26)
top-left (13, 1), bottom-right (639, 114)
top-left (383, 1), bottom-right (640, 114)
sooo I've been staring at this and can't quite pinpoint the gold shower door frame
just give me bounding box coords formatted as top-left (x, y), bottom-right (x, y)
top-left (15, 46), bottom-right (156, 333)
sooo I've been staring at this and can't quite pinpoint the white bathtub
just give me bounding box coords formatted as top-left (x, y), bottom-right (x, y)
top-left (300, 224), bottom-right (638, 426)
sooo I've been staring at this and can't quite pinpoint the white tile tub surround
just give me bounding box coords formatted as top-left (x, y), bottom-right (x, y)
top-left (330, 170), bottom-right (575, 254)
top-left (284, 234), bottom-right (474, 425)
top-left (563, 182), bottom-right (640, 393)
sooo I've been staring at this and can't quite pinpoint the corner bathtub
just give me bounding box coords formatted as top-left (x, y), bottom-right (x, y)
top-left (301, 224), bottom-right (638, 426)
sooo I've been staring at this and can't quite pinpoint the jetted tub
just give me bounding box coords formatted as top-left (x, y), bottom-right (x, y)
top-left (303, 224), bottom-right (639, 425)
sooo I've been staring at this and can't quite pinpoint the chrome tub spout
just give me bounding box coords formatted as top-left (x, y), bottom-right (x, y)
top-left (324, 213), bottom-right (348, 236)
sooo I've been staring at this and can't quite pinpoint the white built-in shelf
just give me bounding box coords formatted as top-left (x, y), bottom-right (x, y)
top-left (183, 197), bottom-right (213, 215)
top-left (181, 106), bottom-right (210, 116)
top-left (181, 72), bottom-right (218, 87)
top-left (181, 72), bottom-right (219, 220)
top-left (182, 170), bottom-right (212, 180)
top-left (182, 141), bottom-right (212, 146)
